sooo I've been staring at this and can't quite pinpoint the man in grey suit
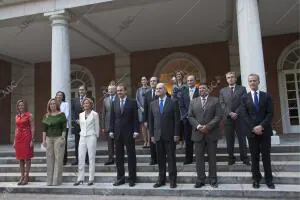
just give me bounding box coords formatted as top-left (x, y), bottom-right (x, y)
top-left (188, 83), bottom-right (221, 188)
top-left (149, 83), bottom-right (180, 189)
top-left (219, 72), bottom-right (250, 166)
top-left (101, 85), bottom-right (117, 165)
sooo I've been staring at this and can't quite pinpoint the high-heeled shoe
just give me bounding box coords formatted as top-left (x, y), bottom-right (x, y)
top-left (87, 181), bottom-right (94, 186)
top-left (17, 176), bottom-right (24, 185)
top-left (73, 180), bottom-right (83, 186)
top-left (21, 175), bottom-right (29, 185)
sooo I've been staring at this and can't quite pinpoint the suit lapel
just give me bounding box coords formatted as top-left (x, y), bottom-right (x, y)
top-left (247, 93), bottom-right (256, 111)
top-left (162, 98), bottom-right (170, 115)
top-left (193, 88), bottom-right (199, 99)
top-left (259, 92), bottom-right (265, 111)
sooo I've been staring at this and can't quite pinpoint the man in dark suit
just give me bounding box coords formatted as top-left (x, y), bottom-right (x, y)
top-left (143, 76), bottom-right (159, 165)
top-left (71, 84), bottom-right (91, 165)
top-left (180, 75), bottom-right (199, 164)
top-left (101, 84), bottom-right (117, 165)
top-left (219, 72), bottom-right (250, 166)
top-left (149, 83), bottom-right (180, 189)
top-left (109, 83), bottom-right (139, 187)
top-left (240, 74), bottom-right (275, 189)
top-left (188, 83), bottom-right (221, 188)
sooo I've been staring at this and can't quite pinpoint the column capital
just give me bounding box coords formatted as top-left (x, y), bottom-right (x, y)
top-left (44, 10), bottom-right (70, 26)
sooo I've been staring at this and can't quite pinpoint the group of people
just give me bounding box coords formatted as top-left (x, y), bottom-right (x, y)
top-left (13, 71), bottom-right (275, 190)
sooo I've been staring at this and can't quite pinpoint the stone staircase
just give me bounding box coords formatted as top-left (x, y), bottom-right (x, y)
top-left (0, 142), bottom-right (299, 199)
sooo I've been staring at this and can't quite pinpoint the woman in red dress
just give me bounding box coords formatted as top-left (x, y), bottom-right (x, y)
top-left (14, 99), bottom-right (34, 185)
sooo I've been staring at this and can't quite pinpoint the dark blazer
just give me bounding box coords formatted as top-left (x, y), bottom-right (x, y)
top-left (219, 85), bottom-right (247, 118)
top-left (109, 97), bottom-right (139, 141)
top-left (144, 89), bottom-right (170, 123)
top-left (240, 91), bottom-right (273, 137)
top-left (188, 96), bottom-right (221, 142)
top-left (149, 97), bottom-right (180, 141)
top-left (180, 87), bottom-right (199, 119)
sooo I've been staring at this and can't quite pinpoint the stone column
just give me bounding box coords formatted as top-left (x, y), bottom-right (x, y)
top-left (114, 53), bottom-right (132, 96)
top-left (236, 0), bottom-right (267, 91)
top-left (45, 10), bottom-right (71, 101)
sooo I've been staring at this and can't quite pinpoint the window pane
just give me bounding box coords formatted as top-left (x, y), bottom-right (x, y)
top-left (288, 100), bottom-right (298, 108)
top-left (286, 51), bottom-right (299, 63)
top-left (286, 82), bottom-right (296, 90)
top-left (283, 61), bottom-right (295, 70)
top-left (287, 91), bottom-right (296, 99)
top-left (289, 109), bottom-right (298, 117)
top-left (286, 74), bottom-right (295, 81)
top-left (290, 118), bottom-right (300, 125)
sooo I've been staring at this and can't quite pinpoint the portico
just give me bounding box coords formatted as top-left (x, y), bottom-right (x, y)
top-left (0, 0), bottom-right (298, 143)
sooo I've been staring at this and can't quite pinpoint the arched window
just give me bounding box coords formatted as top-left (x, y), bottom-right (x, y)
top-left (71, 64), bottom-right (96, 104)
top-left (154, 52), bottom-right (206, 94)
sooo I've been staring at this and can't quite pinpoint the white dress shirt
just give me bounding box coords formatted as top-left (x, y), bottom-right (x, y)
top-left (60, 101), bottom-right (70, 128)
top-left (79, 110), bottom-right (100, 138)
top-left (251, 90), bottom-right (260, 103)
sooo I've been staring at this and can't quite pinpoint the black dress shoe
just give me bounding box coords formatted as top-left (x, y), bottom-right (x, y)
top-left (228, 159), bottom-right (236, 165)
top-left (129, 181), bottom-right (136, 187)
top-left (266, 182), bottom-right (275, 189)
top-left (113, 179), bottom-right (125, 186)
top-left (252, 181), bottom-right (260, 188)
top-left (71, 162), bottom-right (78, 166)
top-left (210, 181), bottom-right (218, 188)
top-left (104, 160), bottom-right (114, 165)
top-left (243, 159), bottom-right (251, 166)
top-left (153, 181), bottom-right (166, 188)
top-left (73, 181), bottom-right (83, 186)
top-left (87, 181), bottom-right (94, 186)
top-left (183, 160), bottom-right (193, 165)
top-left (149, 160), bottom-right (157, 165)
top-left (194, 182), bottom-right (205, 188)
top-left (170, 182), bottom-right (177, 188)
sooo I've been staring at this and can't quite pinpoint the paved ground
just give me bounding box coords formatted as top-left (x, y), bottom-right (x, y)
top-left (0, 194), bottom-right (273, 200)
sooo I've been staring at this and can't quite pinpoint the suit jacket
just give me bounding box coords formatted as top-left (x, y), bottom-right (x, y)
top-left (72, 96), bottom-right (95, 132)
top-left (219, 85), bottom-right (246, 119)
top-left (101, 95), bottom-right (116, 132)
top-left (109, 97), bottom-right (139, 141)
top-left (240, 91), bottom-right (273, 137)
top-left (179, 87), bottom-right (199, 119)
top-left (149, 97), bottom-right (180, 141)
top-left (79, 110), bottom-right (100, 137)
top-left (144, 89), bottom-right (171, 123)
top-left (188, 96), bottom-right (221, 142)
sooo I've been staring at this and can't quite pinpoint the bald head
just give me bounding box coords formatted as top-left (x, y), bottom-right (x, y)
top-left (156, 83), bottom-right (166, 98)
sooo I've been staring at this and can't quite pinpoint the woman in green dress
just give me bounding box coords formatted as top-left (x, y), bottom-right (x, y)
top-left (42, 98), bottom-right (67, 186)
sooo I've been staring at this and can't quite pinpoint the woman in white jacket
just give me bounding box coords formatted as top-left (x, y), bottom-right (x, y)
top-left (74, 98), bottom-right (100, 186)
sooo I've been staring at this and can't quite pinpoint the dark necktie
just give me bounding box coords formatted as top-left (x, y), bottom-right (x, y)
top-left (230, 87), bottom-right (234, 98)
top-left (159, 99), bottom-right (164, 114)
top-left (254, 91), bottom-right (259, 112)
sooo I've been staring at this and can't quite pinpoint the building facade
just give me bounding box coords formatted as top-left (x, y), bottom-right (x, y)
top-left (0, 0), bottom-right (299, 144)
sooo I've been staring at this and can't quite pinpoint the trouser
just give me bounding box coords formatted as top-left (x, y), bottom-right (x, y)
top-left (224, 118), bottom-right (248, 161)
top-left (156, 139), bottom-right (177, 183)
top-left (248, 135), bottom-right (273, 183)
top-left (183, 119), bottom-right (194, 162)
top-left (75, 131), bottom-right (89, 163)
top-left (63, 128), bottom-right (69, 164)
top-left (105, 132), bottom-right (114, 161)
top-left (115, 135), bottom-right (137, 182)
top-left (46, 136), bottom-right (65, 186)
top-left (194, 139), bottom-right (217, 183)
top-left (147, 127), bottom-right (157, 162)
top-left (77, 135), bottom-right (97, 182)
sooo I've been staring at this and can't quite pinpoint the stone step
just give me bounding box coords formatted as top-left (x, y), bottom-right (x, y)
top-left (0, 172), bottom-right (299, 184)
top-left (0, 153), bottom-right (299, 164)
top-left (0, 161), bottom-right (298, 173)
top-left (0, 182), bottom-right (299, 199)
top-left (1, 145), bottom-right (299, 157)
